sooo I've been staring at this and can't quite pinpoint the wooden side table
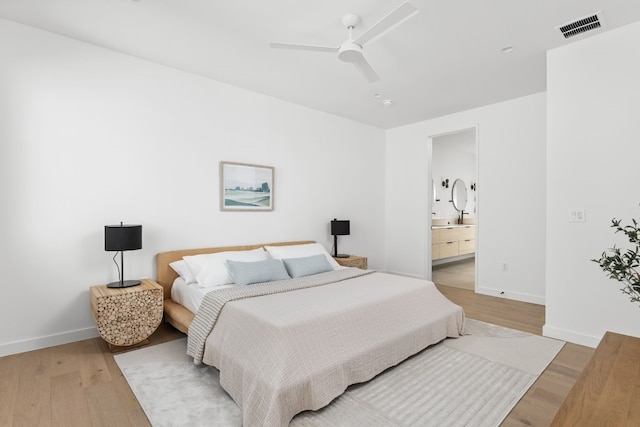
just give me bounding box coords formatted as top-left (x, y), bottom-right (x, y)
top-left (334, 255), bottom-right (368, 270)
top-left (90, 278), bottom-right (163, 351)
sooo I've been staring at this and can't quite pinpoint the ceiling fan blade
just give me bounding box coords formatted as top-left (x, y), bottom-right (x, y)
top-left (351, 56), bottom-right (380, 83)
top-left (269, 42), bottom-right (337, 53)
top-left (353, 2), bottom-right (418, 46)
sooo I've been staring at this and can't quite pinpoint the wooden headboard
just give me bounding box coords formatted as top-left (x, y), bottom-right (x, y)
top-left (156, 240), bottom-right (315, 300)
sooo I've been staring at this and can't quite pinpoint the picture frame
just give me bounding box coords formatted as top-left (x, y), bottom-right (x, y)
top-left (220, 161), bottom-right (274, 211)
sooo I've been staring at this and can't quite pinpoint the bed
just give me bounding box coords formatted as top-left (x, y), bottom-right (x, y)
top-left (155, 241), bottom-right (465, 427)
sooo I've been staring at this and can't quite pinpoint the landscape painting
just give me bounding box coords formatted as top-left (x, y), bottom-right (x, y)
top-left (220, 161), bottom-right (274, 211)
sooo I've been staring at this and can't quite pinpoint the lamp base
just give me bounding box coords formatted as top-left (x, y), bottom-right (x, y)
top-left (106, 279), bottom-right (141, 289)
top-left (334, 254), bottom-right (350, 258)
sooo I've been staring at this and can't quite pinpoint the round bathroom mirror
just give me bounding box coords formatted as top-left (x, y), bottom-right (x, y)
top-left (451, 179), bottom-right (468, 211)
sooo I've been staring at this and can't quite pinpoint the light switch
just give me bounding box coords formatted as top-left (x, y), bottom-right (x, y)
top-left (569, 209), bottom-right (586, 222)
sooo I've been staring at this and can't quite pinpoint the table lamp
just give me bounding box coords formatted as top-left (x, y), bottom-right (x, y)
top-left (104, 222), bottom-right (142, 288)
top-left (331, 218), bottom-right (350, 258)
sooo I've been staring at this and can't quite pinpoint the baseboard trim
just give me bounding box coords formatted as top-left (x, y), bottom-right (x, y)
top-left (381, 270), bottom-right (424, 279)
top-left (432, 253), bottom-right (474, 266)
top-left (475, 286), bottom-right (545, 305)
top-left (542, 324), bottom-right (602, 348)
top-left (0, 327), bottom-right (100, 357)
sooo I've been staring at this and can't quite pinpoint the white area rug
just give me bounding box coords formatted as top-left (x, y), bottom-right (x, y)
top-left (114, 319), bottom-right (564, 427)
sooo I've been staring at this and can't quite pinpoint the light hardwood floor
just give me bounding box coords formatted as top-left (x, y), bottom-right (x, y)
top-left (432, 257), bottom-right (475, 290)
top-left (0, 288), bottom-right (594, 427)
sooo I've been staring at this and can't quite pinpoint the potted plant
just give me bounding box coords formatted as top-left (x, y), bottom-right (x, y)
top-left (593, 218), bottom-right (640, 305)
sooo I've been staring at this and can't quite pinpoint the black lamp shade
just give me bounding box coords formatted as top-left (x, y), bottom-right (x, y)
top-left (331, 219), bottom-right (350, 236)
top-left (105, 224), bottom-right (142, 251)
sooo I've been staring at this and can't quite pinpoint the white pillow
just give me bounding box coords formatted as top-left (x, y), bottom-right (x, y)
top-left (169, 260), bottom-right (197, 284)
top-left (184, 248), bottom-right (269, 288)
top-left (264, 243), bottom-right (341, 270)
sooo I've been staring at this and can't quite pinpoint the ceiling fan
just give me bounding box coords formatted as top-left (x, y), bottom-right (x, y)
top-left (269, 2), bottom-right (418, 83)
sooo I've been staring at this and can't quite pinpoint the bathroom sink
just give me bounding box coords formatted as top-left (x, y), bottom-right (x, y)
top-left (431, 218), bottom-right (452, 226)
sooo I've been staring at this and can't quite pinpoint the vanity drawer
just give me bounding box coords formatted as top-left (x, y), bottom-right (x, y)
top-left (458, 239), bottom-right (475, 254)
top-left (458, 226), bottom-right (475, 240)
top-left (432, 244), bottom-right (441, 260)
top-left (439, 241), bottom-right (459, 258)
top-left (439, 227), bottom-right (461, 242)
top-left (432, 228), bottom-right (443, 244)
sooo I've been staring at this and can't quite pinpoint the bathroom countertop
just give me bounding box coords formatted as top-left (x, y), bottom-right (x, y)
top-left (431, 223), bottom-right (475, 229)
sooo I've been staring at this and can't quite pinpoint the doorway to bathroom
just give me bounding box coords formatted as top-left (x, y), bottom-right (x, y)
top-left (429, 127), bottom-right (477, 291)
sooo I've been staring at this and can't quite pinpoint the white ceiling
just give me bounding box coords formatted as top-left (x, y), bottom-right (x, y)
top-left (2, 0), bottom-right (640, 129)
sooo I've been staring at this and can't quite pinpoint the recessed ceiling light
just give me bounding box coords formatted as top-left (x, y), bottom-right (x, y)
top-left (383, 99), bottom-right (394, 107)
top-left (501, 46), bottom-right (514, 54)
top-left (373, 93), bottom-right (382, 98)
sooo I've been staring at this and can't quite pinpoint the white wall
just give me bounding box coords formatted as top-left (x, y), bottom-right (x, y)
top-left (385, 93), bottom-right (546, 304)
top-left (545, 21), bottom-right (640, 347)
top-left (0, 19), bottom-right (386, 356)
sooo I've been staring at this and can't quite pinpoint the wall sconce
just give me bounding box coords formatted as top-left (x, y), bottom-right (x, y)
top-left (441, 178), bottom-right (449, 188)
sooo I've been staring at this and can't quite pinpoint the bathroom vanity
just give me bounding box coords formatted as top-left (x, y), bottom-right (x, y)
top-left (432, 224), bottom-right (475, 260)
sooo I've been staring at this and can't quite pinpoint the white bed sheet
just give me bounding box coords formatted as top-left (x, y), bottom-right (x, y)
top-left (170, 277), bottom-right (232, 314)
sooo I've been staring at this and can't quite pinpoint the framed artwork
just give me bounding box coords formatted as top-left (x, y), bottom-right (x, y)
top-left (220, 161), bottom-right (274, 211)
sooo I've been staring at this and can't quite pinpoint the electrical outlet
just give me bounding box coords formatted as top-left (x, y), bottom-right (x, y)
top-left (502, 263), bottom-right (508, 271)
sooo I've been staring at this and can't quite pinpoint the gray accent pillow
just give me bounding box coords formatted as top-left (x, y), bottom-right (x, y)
top-left (226, 259), bottom-right (290, 286)
top-left (282, 254), bottom-right (334, 278)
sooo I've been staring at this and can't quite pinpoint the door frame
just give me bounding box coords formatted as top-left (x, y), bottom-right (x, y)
top-left (426, 125), bottom-right (479, 289)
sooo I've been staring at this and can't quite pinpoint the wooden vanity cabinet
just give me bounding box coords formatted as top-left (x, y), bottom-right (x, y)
top-left (457, 226), bottom-right (476, 255)
top-left (432, 225), bottom-right (475, 260)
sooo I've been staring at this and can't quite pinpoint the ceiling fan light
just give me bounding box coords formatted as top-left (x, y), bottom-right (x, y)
top-left (338, 42), bottom-right (364, 62)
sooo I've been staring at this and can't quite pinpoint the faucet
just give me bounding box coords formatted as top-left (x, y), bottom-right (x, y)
top-left (459, 210), bottom-right (467, 224)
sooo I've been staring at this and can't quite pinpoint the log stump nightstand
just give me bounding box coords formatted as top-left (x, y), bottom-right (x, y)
top-left (334, 255), bottom-right (368, 270)
top-left (90, 278), bottom-right (163, 351)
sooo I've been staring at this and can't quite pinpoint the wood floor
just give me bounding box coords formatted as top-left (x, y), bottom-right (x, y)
top-left (432, 257), bottom-right (475, 290)
top-left (0, 288), bottom-right (594, 427)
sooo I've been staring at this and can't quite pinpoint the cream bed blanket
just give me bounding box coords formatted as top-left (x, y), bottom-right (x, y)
top-left (188, 269), bottom-right (465, 427)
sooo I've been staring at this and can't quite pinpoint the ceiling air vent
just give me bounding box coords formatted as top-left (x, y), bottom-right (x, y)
top-left (557, 11), bottom-right (605, 39)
